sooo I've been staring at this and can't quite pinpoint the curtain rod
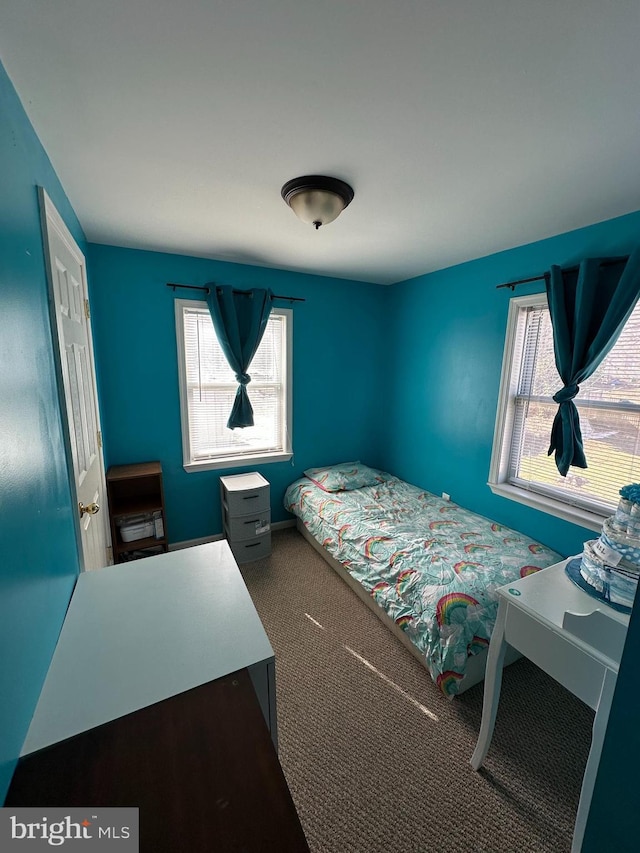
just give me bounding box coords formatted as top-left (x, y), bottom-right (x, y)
top-left (166, 282), bottom-right (305, 302)
top-left (496, 257), bottom-right (629, 291)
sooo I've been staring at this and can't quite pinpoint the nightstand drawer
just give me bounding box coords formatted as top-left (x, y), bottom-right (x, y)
top-left (226, 511), bottom-right (271, 542)
top-left (226, 486), bottom-right (270, 515)
top-left (221, 472), bottom-right (270, 515)
top-left (230, 532), bottom-right (271, 563)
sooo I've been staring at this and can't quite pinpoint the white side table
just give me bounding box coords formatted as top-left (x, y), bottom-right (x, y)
top-left (470, 559), bottom-right (630, 853)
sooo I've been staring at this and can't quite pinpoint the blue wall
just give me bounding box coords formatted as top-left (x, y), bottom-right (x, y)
top-left (87, 244), bottom-right (387, 543)
top-left (383, 210), bottom-right (640, 558)
top-left (0, 60), bottom-right (85, 801)
top-left (584, 594), bottom-right (640, 850)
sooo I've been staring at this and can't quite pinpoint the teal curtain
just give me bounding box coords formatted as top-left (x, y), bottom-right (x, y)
top-left (544, 249), bottom-right (640, 476)
top-left (206, 285), bottom-right (272, 429)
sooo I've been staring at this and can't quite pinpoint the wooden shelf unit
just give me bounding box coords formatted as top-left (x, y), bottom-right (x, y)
top-left (107, 461), bottom-right (168, 562)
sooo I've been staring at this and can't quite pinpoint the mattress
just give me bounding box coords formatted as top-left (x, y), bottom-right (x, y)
top-left (284, 473), bottom-right (562, 696)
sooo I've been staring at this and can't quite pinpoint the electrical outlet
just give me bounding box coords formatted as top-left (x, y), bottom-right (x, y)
top-left (442, 492), bottom-right (450, 502)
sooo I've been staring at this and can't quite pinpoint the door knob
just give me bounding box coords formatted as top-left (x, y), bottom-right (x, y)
top-left (79, 501), bottom-right (100, 518)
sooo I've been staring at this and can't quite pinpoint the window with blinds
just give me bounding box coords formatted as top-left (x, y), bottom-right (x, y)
top-left (490, 293), bottom-right (640, 522)
top-left (175, 300), bottom-right (292, 470)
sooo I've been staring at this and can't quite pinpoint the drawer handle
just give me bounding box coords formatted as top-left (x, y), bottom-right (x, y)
top-left (243, 519), bottom-right (260, 525)
top-left (245, 542), bottom-right (261, 548)
top-left (243, 495), bottom-right (259, 500)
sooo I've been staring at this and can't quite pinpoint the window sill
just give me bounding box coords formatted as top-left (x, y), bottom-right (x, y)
top-left (184, 451), bottom-right (293, 473)
top-left (487, 481), bottom-right (605, 534)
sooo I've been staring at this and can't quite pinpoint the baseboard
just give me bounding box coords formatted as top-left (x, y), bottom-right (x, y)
top-left (169, 519), bottom-right (295, 551)
top-left (169, 534), bottom-right (224, 551)
top-left (271, 519), bottom-right (296, 531)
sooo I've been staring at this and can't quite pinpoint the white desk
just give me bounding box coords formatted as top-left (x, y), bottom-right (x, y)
top-left (470, 559), bottom-right (630, 853)
top-left (22, 539), bottom-right (277, 755)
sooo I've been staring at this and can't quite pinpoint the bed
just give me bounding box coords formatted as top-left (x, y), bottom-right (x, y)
top-left (284, 462), bottom-right (563, 696)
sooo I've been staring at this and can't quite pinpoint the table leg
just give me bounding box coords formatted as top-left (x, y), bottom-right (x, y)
top-left (571, 667), bottom-right (617, 853)
top-left (470, 600), bottom-right (508, 770)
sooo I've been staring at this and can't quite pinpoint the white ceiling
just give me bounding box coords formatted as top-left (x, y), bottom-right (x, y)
top-left (2, 1), bottom-right (639, 285)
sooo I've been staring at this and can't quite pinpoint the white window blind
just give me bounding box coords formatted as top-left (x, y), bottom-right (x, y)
top-left (506, 300), bottom-right (640, 515)
top-left (176, 300), bottom-right (292, 470)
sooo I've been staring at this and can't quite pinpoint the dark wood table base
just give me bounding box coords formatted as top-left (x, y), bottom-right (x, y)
top-left (7, 669), bottom-right (309, 853)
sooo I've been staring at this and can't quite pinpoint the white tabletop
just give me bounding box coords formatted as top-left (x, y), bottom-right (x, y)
top-left (499, 559), bottom-right (629, 628)
top-left (499, 559), bottom-right (630, 666)
top-left (22, 540), bottom-right (274, 755)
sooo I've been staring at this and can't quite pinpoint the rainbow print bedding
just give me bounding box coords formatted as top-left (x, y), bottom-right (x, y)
top-left (284, 472), bottom-right (561, 696)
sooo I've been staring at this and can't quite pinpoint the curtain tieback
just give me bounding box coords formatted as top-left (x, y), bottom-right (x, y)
top-left (553, 383), bottom-right (579, 404)
top-left (235, 372), bottom-right (251, 385)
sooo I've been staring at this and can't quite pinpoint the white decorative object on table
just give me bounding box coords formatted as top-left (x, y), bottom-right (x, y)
top-left (575, 483), bottom-right (640, 611)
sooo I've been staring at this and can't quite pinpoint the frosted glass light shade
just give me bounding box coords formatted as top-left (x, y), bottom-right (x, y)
top-left (281, 175), bottom-right (354, 229)
top-left (288, 190), bottom-right (345, 228)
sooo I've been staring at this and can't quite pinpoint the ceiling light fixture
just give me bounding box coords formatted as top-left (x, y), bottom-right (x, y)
top-left (281, 175), bottom-right (354, 230)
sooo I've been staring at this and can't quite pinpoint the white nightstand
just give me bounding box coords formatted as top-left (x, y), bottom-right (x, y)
top-left (470, 558), bottom-right (630, 852)
top-left (220, 472), bottom-right (271, 563)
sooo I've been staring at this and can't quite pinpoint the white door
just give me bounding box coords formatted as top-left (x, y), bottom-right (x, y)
top-left (40, 188), bottom-right (109, 571)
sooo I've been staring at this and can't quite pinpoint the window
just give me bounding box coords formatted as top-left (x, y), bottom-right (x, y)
top-left (175, 299), bottom-right (292, 471)
top-left (489, 292), bottom-right (640, 531)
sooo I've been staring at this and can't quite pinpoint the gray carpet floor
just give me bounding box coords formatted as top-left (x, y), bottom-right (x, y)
top-left (240, 527), bottom-right (592, 853)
